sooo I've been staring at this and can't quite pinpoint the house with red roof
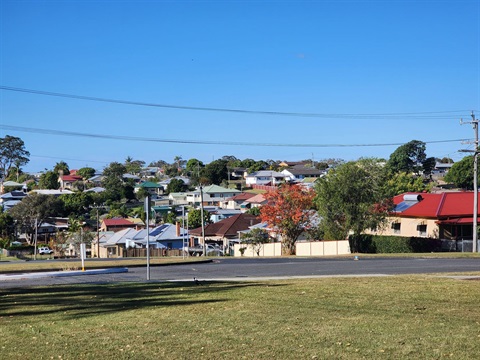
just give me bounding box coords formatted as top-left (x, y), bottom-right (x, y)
top-left (100, 218), bottom-right (138, 232)
top-left (373, 192), bottom-right (479, 242)
top-left (189, 213), bottom-right (261, 248)
top-left (223, 192), bottom-right (257, 210)
top-left (58, 174), bottom-right (83, 190)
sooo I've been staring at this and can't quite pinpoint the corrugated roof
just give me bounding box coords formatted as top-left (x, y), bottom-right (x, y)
top-left (190, 214), bottom-right (261, 237)
top-left (393, 192), bottom-right (480, 219)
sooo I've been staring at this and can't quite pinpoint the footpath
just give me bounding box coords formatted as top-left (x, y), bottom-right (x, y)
top-left (0, 267), bottom-right (128, 281)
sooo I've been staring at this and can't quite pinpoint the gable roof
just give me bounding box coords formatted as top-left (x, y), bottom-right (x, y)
top-left (202, 184), bottom-right (241, 194)
top-left (102, 218), bottom-right (135, 227)
top-left (246, 171), bottom-right (285, 178)
top-left (244, 193), bottom-right (267, 204)
top-left (227, 192), bottom-right (257, 201)
top-left (189, 213), bottom-right (261, 237)
top-left (60, 174), bottom-right (83, 182)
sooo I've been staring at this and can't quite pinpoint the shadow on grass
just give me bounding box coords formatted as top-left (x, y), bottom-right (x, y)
top-left (0, 281), bottom-right (285, 319)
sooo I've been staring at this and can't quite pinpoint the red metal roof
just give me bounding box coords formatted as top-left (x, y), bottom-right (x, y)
top-left (103, 218), bottom-right (135, 226)
top-left (393, 192), bottom-right (480, 219)
top-left (61, 175), bottom-right (83, 182)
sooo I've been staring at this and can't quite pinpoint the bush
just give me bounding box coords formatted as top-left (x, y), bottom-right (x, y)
top-left (349, 234), bottom-right (442, 254)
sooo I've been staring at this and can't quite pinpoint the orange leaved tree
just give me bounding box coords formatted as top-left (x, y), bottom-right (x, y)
top-left (260, 184), bottom-right (316, 255)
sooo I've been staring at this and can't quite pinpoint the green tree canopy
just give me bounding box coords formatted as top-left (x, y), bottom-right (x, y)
top-left (9, 193), bottom-right (64, 245)
top-left (54, 161), bottom-right (70, 176)
top-left (386, 140), bottom-right (435, 176)
top-left (444, 155), bottom-right (475, 189)
top-left (124, 157), bottom-right (145, 175)
top-left (38, 171), bottom-right (60, 190)
top-left (102, 162), bottom-right (127, 202)
top-left (76, 167), bottom-right (96, 180)
top-left (167, 178), bottom-right (186, 194)
top-left (187, 208), bottom-right (211, 229)
top-left (384, 172), bottom-right (431, 197)
top-left (201, 159), bottom-right (228, 185)
top-left (0, 135), bottom-right (30, 180)
top-left (315, 160), bottom-right (391, 246)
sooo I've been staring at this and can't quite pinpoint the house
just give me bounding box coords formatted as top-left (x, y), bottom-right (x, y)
top-left (58, 174), bottom-right (83, 190)
top-left (137, 223), bottom-right (188, 250)
top-left (0, 190), bottom-right (27, 211)
top-left (245, 171), bottom-right (286, 186)
top-left (100, 218), bottom-right (138, 232)
top-left (189, 213), bottom-right (261, 248)
top-left (281, 166), bottom-right (324, 182)
top-left (231, 167), bottom-right (247, 179)
top-left (168, 192), bottom-right (189, 206)
top-left (243, 193), bottom-right (267, 209)
top-left (186, 185), bottom-right (241, 206)
top-left (135, 181), bottom-right (164, 197)
top-left (223, 192), bottom-right (256, 210)
top-left (31, 189), bottom-right (74, 196)
top-left (372, 192), bottom-right (480, 249)
top-left (210, 209), bottom-right (242, 223)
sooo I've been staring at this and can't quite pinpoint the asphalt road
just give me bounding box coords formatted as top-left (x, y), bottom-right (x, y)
top-left (1, 256), bottom-right (480, 288)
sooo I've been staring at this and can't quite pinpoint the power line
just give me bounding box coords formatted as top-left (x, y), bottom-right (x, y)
top-left (0, 85), bottom-right (475, 119)
top-left (0, 124), bottom-right (471, 148)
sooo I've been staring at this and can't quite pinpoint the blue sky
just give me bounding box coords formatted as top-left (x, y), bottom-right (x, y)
top-left (1, 0), bottom-right (479, 172)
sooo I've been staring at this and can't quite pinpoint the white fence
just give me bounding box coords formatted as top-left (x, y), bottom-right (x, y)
top-left (233, 240), bottom-right (350, 257)
top-left (296, 240), bottom-right (350, 256)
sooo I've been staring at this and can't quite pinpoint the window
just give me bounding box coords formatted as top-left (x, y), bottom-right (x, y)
top-left (417, 224), bottom-right (427, 236)
top-left (391, 222), bottom-right (401, 234)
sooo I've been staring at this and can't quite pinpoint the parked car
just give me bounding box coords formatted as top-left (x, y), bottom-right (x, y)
top-left (38, 247), bottom-right (53, 255)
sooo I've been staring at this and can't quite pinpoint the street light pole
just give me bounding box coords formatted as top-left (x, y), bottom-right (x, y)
top-left (460, 112), bottom-right (479, 252)
top-left (200, 185), bottom-right (206, 256)
top-left (473, 113), bottom-right (479, 253)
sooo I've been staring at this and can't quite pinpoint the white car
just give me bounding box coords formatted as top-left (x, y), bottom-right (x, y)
top-left (38, 247), bottom-right (53, 255)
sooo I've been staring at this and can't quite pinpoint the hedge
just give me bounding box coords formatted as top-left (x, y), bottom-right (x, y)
top-left (349, 234), bottom-right (442, 254)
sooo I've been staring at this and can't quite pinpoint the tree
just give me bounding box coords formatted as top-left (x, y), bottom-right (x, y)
top-left (246, 206), bottom-right (261, 216)
top-left (124, 157), bottom-right (145, 175)
top-left (260, 184), bottom-right (315, 255)
top-left (202, 159), bottom-right (228, 185)
top-left (241, 227), bottom-right (271, 256)
top-left (387, 140), bottom-right (435, 176)
top-left (54, 161), bottom-right (70, 176)
top-left (187, 208), bottom-right (211, 229)
top-left (59, 192), bottom-right (96, 218)
top-left (76, 167), bottom-right (96, 180)
top-left (163, 212), bottom-right (177, 224)
top-left (315, 160), bottom-right (391, 250)
top-left (444, 155), bottom-right (475, 189)
top-left (9, 194), bottom-right (64, 245)
top-left (167, 178), bottom-right (186, 193)
top-left (384, 172), bottom-right (431, 197)
top-left (0, 135), bottom-right (30, 181)
top-left (102, 162), bottom-right (127, 201)
top-left (38, 171), bottom-right (59, 189)
top-left (0, 210), bottom-right (14, 243)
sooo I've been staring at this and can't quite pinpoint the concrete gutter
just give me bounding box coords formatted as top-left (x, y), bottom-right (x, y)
top-left (0, 267), bottom-right (128, 281)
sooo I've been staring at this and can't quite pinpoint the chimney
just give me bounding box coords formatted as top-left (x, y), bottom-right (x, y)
top-left (176, 222), bottom-right (180, 237)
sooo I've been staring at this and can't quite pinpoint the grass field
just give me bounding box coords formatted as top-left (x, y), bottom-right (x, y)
top-left (1, 275), bottom-right (479, 359)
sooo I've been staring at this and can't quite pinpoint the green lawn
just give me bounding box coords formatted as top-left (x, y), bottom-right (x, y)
top-left (1, 275), bottom-right (479, 359)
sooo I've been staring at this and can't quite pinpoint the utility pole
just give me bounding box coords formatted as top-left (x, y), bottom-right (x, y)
top-left (200, 185), bottom-right (206, 256)
top-left (460, 112), bottom-right (479, 252)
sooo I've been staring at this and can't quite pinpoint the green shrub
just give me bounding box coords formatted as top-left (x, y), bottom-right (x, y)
top-left (349, 234), bottom-right (442, 253)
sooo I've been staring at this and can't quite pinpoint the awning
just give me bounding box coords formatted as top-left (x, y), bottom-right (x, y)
top-left (436, 217), bottom-right (473, 225)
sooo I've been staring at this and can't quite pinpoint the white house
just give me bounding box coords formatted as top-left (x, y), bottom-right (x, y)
top-left (245, 171), bottom-right (286, 186)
